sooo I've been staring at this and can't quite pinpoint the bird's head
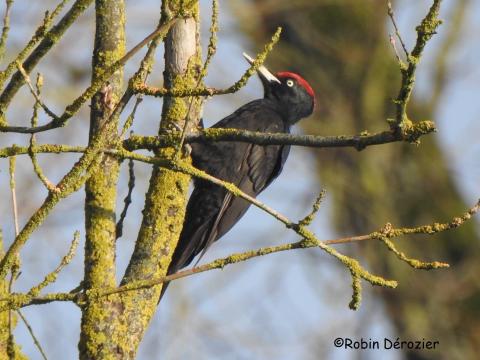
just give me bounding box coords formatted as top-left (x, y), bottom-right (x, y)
top-left (243, 53), bottom-right (315, 124)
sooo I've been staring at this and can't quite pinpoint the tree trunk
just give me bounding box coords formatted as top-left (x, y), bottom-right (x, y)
top-left (78, 0), bottom-right (125, 358)
top-left (78, 1), bottom-right (203, 358)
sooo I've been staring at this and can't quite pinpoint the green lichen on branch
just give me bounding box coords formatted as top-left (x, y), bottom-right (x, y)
top-left (78, 1), bottom-right (127, 358)
top-left (392, 0), bottom-right (442, 129)
top-left (197, 0), bottom-right (218, 82)
top-left (0, 144), bottom-right (85, 158)
top-left (123, 120), bottom-right (436, 152)
top-left (114, 1), bottom-right (204, 356)
top-left (0, 232), bottom-right (27, 360)
top-left (0, 291), bottom-right (77, 313)
top-left (298, 189), bottom-right (326, 226)
top-left (0, 0), bottom-right (93, 126)
top-left (1, 195), bottom-right (477, 313)
top-left (0, 118), bottom-right (437, 160)
top-left (27, 231), bottom-right (79, 298)
top-left (0, 0), bottom-right (71, 92)
top-left (379, 236), bottom-right (449, 269)
top-left (0, 0), bottom-right (14, 62)
top-left (131, 27), bottom-right (282, 98)
top-left (349, 274), bottom-right (362, 310)
top-left (171, 159), bottom-right (398, 309)
top-left (0, 15), bottom-right (177, 134)
top-left (0, 124), bottom-right (110, 280)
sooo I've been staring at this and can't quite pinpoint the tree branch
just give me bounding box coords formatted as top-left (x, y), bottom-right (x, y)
top-left (124, 121), bottom-right (436, 152)
top-left (0, 0), bottom-right (92, 123)
top-left (0, 16), bottom-right (177, 134)
top-left (4, 198), bottom-right (477, 312)
top-left (131, 27), bottom-right (282, 99)
top-left (392, 0), bottom-right (442, 130)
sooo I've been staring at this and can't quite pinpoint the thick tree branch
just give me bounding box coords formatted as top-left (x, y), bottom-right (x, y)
top-left (117, 2), bottom-right (204, 353)
top-left (124, 121), bottom-right (436, 152)
top-left (0, 117), bottom-right (437, 160)
top-left (79, 1), bottom-right (126, 357)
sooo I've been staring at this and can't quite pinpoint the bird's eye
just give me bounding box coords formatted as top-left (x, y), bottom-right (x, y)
top-left (286, 79), bottom-right (294, 87)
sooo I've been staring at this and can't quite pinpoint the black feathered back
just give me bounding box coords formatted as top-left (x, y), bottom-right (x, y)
top-left (160, 71), bottom-right (315, 300)
top-left (160, 100), bottom-right (290, 298)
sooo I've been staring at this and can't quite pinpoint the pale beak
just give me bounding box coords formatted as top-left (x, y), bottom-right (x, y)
top-left (243, 52), bottom-right (281, 84)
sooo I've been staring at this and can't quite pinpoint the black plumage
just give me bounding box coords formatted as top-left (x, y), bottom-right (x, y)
top-left (161, 55), bottom-right (315, 298)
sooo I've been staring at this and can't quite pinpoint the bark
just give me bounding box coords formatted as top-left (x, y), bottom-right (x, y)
top-left (78, 0), bottom-right (125, 358)
top-left (0, 233), bottom-right (27, 360)
top-left (91, 1), bottom-right (203, 357)
top-left (120, 0), bottom-right (202, 310)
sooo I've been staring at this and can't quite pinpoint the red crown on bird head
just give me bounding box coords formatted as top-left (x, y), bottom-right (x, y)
top-left (276, 72), bottom-right (315, 100)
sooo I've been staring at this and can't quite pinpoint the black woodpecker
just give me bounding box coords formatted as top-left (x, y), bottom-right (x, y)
top-left (161, 53), bottom-right (315, 298)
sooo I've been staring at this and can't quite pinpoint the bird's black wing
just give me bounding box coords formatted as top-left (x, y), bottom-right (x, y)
top-left (167, 100), bottom-right (290, 274)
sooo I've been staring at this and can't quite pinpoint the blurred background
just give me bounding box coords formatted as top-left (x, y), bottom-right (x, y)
top-left (0, 0), bottom-right (479, 359)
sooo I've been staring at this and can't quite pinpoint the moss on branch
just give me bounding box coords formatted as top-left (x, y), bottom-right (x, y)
top-left (392, 0), bottom-right (442, 129)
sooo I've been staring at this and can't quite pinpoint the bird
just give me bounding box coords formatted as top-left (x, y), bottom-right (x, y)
top-left (160, 53), bottom-right (315, 299)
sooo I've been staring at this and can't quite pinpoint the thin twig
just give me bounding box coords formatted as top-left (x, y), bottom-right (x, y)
top-left (389, 33), bottom-right (405, 68)
top-left (116, 160), bottom-right (135, 239)
top-left (119, 97), bottom-right (143, 138)
top-left (175, 0), bottom-right (219, 157)
top-left (2, 199), bottom-right (478, 312)
top-left (28, 73), bottom-right (60, 192)
top-left (0, 0), bottom-right (87, 118)
top-left (299, 189), bottom-right (326, 226)
top-left (0, 144), bottom-right (86, 158)
top-left (132, 27), bottom-right (283, 99)
top-left (391, 0), bottom-right (442, 129)
top-left (7, 263), bottom-right (18, 360)
top-left (8, 156), bottom-right (19, 235)
top-left (16, 63), bottom-right (59, 120)
top-left (17, 310), bottom-right (48, 360)
top-left (6, 181), bottom-right (20, 360)
top-left (27, 231), bottom-right (79, 297)
top-left (378, 235), bottom-right (449, 269)
top-left (387, 1), bottom-right (409, 57)
top-left (0, 16), bottom-right (178, 134)
top-left (0, 0), bottom-right (14, 61)
top-left (324, 200), bottom-right (480, 245)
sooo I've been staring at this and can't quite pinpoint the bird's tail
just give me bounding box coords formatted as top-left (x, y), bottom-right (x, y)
top-left (158, 219), bottom-right (211, 302)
